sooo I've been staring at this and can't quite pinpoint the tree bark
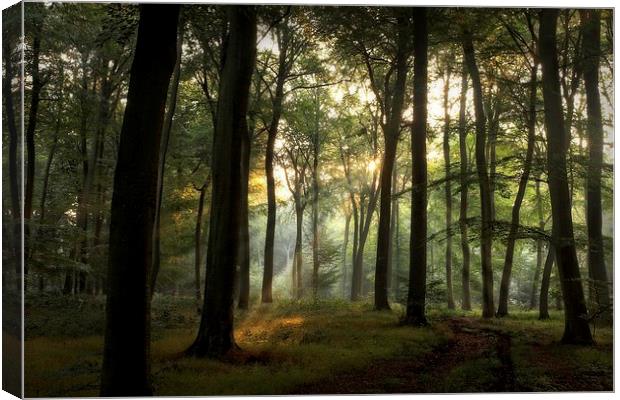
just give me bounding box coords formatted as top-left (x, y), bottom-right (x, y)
top-left (497, 62), bottom-right (538, 317)
top-left (237, 128), bottom-right (252, 309)
top-left (263, 22), bottom-right (290, 304)
top-left (462, 29), bottom-right (494, 319)
top-left (539, 9), bottom-right (593, 344)
top-left (539, 243), bottom-right (555, 320)
top-left (405, 8), bottom-right (428, 325)
top-left (530, 178), bottom-right (544, 309)
top-left (24, 8), bottom-right (44, 266)
top-left (151, 15), bottom-right (185, 298)
top-left (580, 9), bottom-right (611, 326)
top-left (374, 12), bottom-right (409, 311)
top-left (342, 211), bottom-right (351, 298)
top-left (188, 5), bottom-right (256, 357)
top-left (194, 183), bottom-right (208, 314)
top-left (458, 62), bottom-right (471, 311)
top-left (100, 5), bottom-right (179, 396)
top-left (3, 32), bottom-right (22, 279)
top-left (442, 68), bottom-right (455, 310)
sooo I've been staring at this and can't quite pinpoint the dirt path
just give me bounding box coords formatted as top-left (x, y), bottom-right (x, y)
top-left (292, 317), bottom-right (522, 394)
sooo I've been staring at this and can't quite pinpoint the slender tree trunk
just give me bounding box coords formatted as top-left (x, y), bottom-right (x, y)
top-left (3, 29), bottom-right (22, 286)
top-left (530, 178), bottom-right (544, 309)
top-left (458, 62), bottom-right (471, 310)
top-left (350, 200), bottom-right (360, 300)
top-left (497, 62), bottom-right (538, 317)
top-left (151, 16), bottom-right (185, 298)
top-left (311, 121), bottom-right (320, 298)
top-left (581, 9), bottom-right (611, 325)
top-left (463, 29), bottom-right (494, 319)
top-left (194, 184), bottom-right (207, 314)
top-left (342, 211), bottom-right (351, 298)
top-left (100, 5), bottom-right (179, 395)
top-left (293, 204), bottom-right (304, 299)
top-left (263, 31), bottom-right (289, 303)
top-left (405, 8), bottom-right (428, 325)
top-left (188, 6), bottom-right (256, 357)
top-left (237, 129), bottom-right (251, 309)
top-left (442, 68), bottom-right (455, 310)
top-left (374, 13), bottom-right (409, 311)
top-left (24, 11), bottom-right (44, 266)
top-left (539, 9), bottom-right (592, 344)
top-left (539, 243), bottom-right (555, 320)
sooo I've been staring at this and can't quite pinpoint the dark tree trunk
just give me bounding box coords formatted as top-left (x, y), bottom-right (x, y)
top-left (405, 8), bottom-right (428, 325)
top-left (442, 68), bottom-right (455, 310)
top-left (387, 166), bottom-right (397, 294)
top-left (3, 33), bottom-right (22, 278)
top-left (580, 9), bottom-right (611, 325)
top-left (100, 5), bottom-right (179, 396)
top-left (293, 204), bottom-right (304, 299)
top-left (194, 183), bottom-right (207, 314)
top-left (350, 200), bottom-right (361, 300)
top-left (458, 62), bottom-right (471, 311)
top-left (263, 27), bottom-right (289, 304)
top-left (24, 10), bottom-right (44, 266)
top-left (238, 127), bottom-right (251, 309)
top-left (311, 116), bottom-right (320, 299)
top-left (539, 243), bottom-right (555, 320)
top-left (530, 178), bottom-right (544, 309)
top-left (151, 16), bottom-right (185, 298)
top-left (188, 5), bottom-right (256, 357)
top-left (497, 62), bottom-right (538, 317)
top-left (342, 211), bottom-right (351, 298)
top-left (539, 9), bottom-right (593, 344)
top-left (374, 13), bottom-right (409, 311)
top-left (463, 29), bottom-right (494, 319)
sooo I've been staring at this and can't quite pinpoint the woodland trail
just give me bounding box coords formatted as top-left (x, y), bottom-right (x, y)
top-left (293, 317), bottom-right (527, 394)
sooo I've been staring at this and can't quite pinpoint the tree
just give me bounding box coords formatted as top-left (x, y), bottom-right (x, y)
top-left (580, 9), bottom-right (611, 325)
top-left (372, 10), bottom-right (410, 310)
top-left (538, 8), bottom-right (592, 344)
top-left (404, 7), bottom-right (428, 325)
top-left (187, 5), bottom-right (257, 357)
top-left (100, 4), bottom-right (180, 395)
top-left (462, 27), bottom-right (494, 319)
top-left (441, 60), bottom-right (455, 310)
top-left (457, 62), bottom-right (471, 310)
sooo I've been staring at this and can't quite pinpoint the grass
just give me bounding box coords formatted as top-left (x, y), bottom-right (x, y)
top-left (25, 299), bottom-right (445, 396)
top-left (23, 297), bottom-right (613, 396)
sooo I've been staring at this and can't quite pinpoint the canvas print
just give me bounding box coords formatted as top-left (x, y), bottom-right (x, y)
top-left (1, 2), bottom-right (614, 397)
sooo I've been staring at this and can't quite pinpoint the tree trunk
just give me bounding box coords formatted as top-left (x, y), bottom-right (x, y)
top-left (497, 62), bottom-right (538, 317)
top-left (188, 5), bottom-right (256, 357)
top-left (405, 8), bottom-right (428, 325)
top-left (462, 29), bottom-right (494, 319)
top-left (293, 204), bottom-right (304, 299)
top-left (24, 9), bottom-right (44, 266)
top-left (442, 68), bottom-right (455, 310)
top-left (237, 128), bottom-right (252, 309)
top-left (311, 117), bottom-right (320, 299)
top-left (350, 200), bottom-right (361, 300)
top-left (530, 178), bottom-right (544, 309)
top-left (100, 5), bottom-right (179, 396)
top-left (580, 9), bottom-right (611, 326)
top-left (3, 32), bottom-right (22, 282)
top-left (539, 9), bottom-right (592, 344)
top-left (539, 243), bottom-right (555, 320)
top-left (263, 29), bottom-right (289, 304)
top-left (342, 211), bottom-right (351, 298)
top-left (151, 16), bottom-right (185, 298)
top-left (458, 62), bottom-right (471, 311)
top-left (194, 184), bottom-right (207, 314)
top-left (374, 13), bottom-right (409, 311)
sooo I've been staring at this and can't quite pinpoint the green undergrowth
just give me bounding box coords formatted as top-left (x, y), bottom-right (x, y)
top-left (25, 299), bottom-right (444, 396)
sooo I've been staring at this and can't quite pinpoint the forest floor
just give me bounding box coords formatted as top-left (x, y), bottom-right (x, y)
top-left (24, 296), bottom-right (613, 396)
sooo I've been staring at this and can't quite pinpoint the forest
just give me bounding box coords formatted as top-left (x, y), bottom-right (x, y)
top-left (1, 3), bottom-right (614, 397)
